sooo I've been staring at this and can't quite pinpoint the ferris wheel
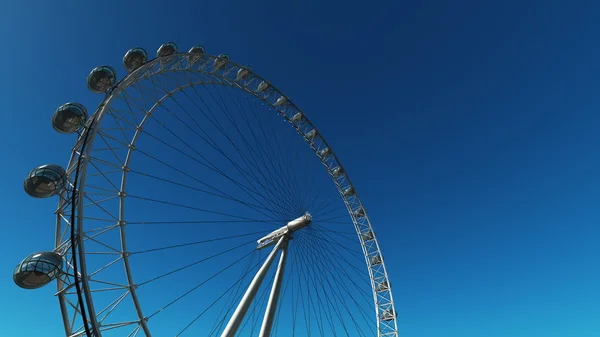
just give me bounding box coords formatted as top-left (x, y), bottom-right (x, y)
top-left (13, 42), bottom-right (398, 337)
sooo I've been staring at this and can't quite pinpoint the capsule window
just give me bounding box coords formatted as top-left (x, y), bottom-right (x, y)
top-left (13, 252), bottom-right (63, 289)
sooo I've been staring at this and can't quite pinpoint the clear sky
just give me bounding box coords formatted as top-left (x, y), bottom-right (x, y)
top-left (1, 0), bottom-right (600, 336)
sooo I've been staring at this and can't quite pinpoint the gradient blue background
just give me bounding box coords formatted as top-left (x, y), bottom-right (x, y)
top-left (1, 0), bottom-right (599, 336)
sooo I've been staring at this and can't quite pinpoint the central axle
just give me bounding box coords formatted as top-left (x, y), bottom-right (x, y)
top-left (256, 212), bottom-right (312, 250)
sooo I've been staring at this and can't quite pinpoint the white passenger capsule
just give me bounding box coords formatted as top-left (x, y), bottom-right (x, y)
top-left (86, 66), bottom-right (117, 93)
top-left (188, 45), bottom-right (206, 64)
top-left (319, 147), bottom-right (332, 158)
top-left (52, 103), bottom-right (87, 134)
top-left (13, 252), bottom-right (63, 289)
top-left (376, 280), bottom-right (390, 292)
top-left (274, 96), bottom-right (287, 107)
top-left (291, 112), bottom-right (305, 123)
top-left (353, 207), bottom-right (366, 218)
top-left (23, 164), bottom-right (67, 198)
top-left (123, 47), bottom-right (148, 72)
top-left (213, 54), bottom-right (229, 70)
top-left (342, 186), bottom-right (355, 197)
top-left (157, 42), bottom-right (178, 57)
top-left (331, 167), bottom-right (344, 178)
top-left (236, 66), bottom-right (251, 81)
top-left (380, 309), bottom-right (395, 321)
top-left (257, 80), bottom-right (269, 92)
top-left (361, 230), bottom-right (374, 241)
top-left (370, 254), bottom-right (382, 266)
top-left (305, 129), bottom-right (318, 141)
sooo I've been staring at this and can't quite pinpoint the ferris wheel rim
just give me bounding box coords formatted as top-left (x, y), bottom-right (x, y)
top-left (54, 51), bottom-right (398, 336)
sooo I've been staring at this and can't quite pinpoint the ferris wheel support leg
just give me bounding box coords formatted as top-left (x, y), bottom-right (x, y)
top-left (258, 239), bottom-right (289, 337)
top-left (220, 235), bottom-right (287, 337)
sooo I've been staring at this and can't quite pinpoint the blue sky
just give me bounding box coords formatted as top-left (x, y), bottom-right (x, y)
top-left (1, 0), bottom-right (600, 336)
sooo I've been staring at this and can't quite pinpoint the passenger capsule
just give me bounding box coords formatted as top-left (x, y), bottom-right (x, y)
top-left (257, 80), bottom-right (270, 93)
top-left (318, 147), bottom-right (332, 158)
top-left (236, 66), bottom-right (251, 81)
top-left (291, 112), bottom-right (305, 123)
top-left (123, 47), bottom-right (148, 72)
top-left (13, 252), bottom-right (63, 289)
top-left (213, 54), bottom-right (229, 70)
top-left (342, 186), bottom-right (355, 197)
top-left (331, 167), bottom-right (344, 178)
top-left (305, 129), bottom-right (318, 141)
top-left (188, 45), bottom-right (205, 64)
top-left (24, 164), bottom-right (67, 198)
top-left (52, 103), bottom-right (87, 134)
top-left (188, 45), bottom-right (205, 55)
top-left (370, 254), bottom-right (382, 266)
top-left (380, 309), bottom-right (395, 321)
top-left (86, 66), bottom-right (117, 93)
top-left (376, 280), bottom-right (390, 292)
top-left (361, 230), bottom-right (374, 241)
top-left (157, 42), bottom-right (178, 57)
top-left (274, 96), bottom-right (287, 107)
top-left (353, 207), bottom-right (366, 218)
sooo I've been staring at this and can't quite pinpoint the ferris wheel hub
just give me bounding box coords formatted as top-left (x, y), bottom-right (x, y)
top-left (256, 212), bottom-right (312, 250)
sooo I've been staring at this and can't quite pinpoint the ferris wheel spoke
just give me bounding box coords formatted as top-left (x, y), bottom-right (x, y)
top-left (316, 214), bottom-right (352, 223)
top-left (146, 249), bottom-right (258, 324)
top-left (303, 171), bottom-right (336, 210)
top-left (239, 93), bottom-right (307, 215)
top-left (117, 89), bottom-right (151, 125)
top-left (86, 255), bottom-right (122, 278)
top-left (126, 194), bottom-right (281, 224)
top-left (95, 129), bottom-right (134, 149)
top-left (311, 197), bottom-right (346, 219)
top-left (95, 290), bottom-right (130, 324)
top-left (84, 159), bottom-right (122, 193)
top-left (205, 253), bottom-right (257, 336)
top-left (313, 223), bottom-right (357, 236)
top-left (311, 228), bottom-right (371, 269)
top-left (128, 168), bottom-right (286, 222)
top-left (305, 184), bottom-right (342, 216)
top-left (82, 195), bottom-right (119, 208)
top-left (128, 230), bottom-right (271, 255)
top-left (104, 108), bottom-right (138, 139)
top-left (217, 87), bottom-right (304, 216)
top-left (166, 89), bottom-right (276, 199)
top-left (127, 219), bottom-right (280, 225)
top-left (206, 253), bottom-right (268, 336)
top-left (137, 238), bottom-right (256, 287)
top-left (138, 110), bottom-right (292, 222)
top-left (131, 137), bottom-right (286, 222)
top-left (95, 131), bottom-right (126, 167)
top-left (316, 220), bottom-right (354, 226)
top-left (177, 252), bottom-right (268, 337)
top-left (299, 235), bottom-right (351, 336)
top-left (307, 231), bottom-right (376, 335)
top-left (305, 234), bottom-right (374, 307)
top-left (311, 259), bottom-right (371, 337)
top-left (176, 88), bottom-right (299, 218)
top-left (81, 194), bottom-right (119, 223)
top-left (294, 235), bottom-right (326, 336)
top-left (301, 232), bottom-right (371, 289)
top-left (295, 237), bottom-right (328, 336)
top-left (225, 91), bottom-right (297, 206)
top-left (313, 224), bottom-right (361, 244)
top-left (105, 106), bottom-right (141, 129)
top-left (188, 84), bottom-right (304, 218)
